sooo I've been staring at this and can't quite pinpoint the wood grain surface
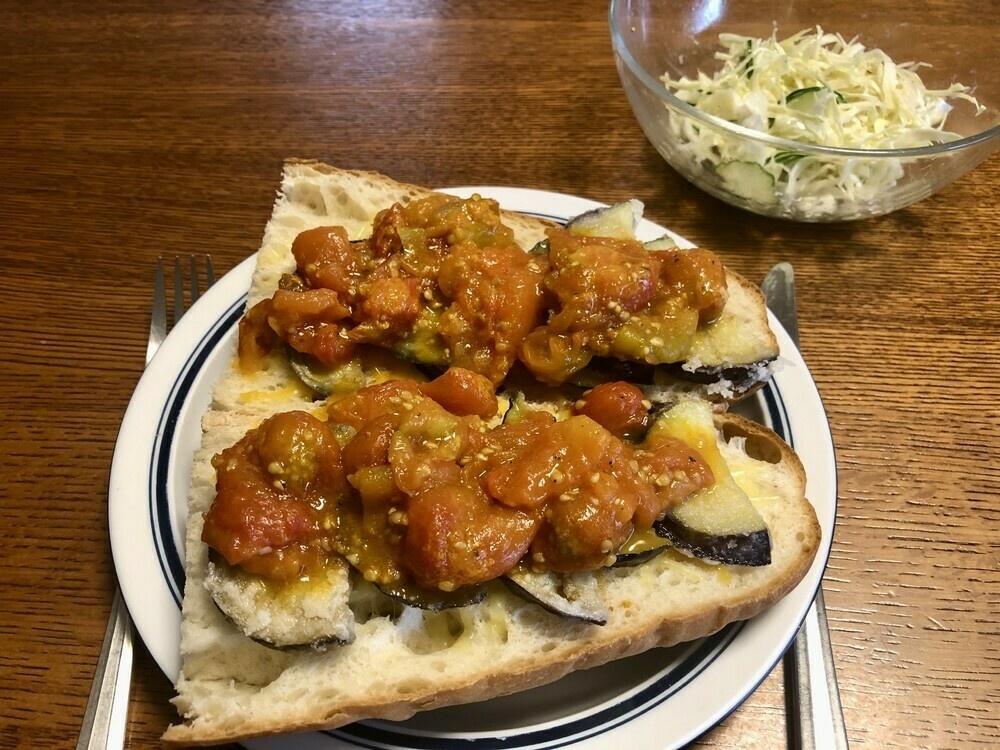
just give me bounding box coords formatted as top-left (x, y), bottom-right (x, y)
top-left (1, 1), bottom-right (997, 748)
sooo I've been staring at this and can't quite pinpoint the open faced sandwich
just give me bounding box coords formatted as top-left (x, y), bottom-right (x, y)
top-left (162, 160), bottom-right (820, 746)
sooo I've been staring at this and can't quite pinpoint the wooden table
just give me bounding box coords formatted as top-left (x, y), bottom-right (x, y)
top-left (1, 1), bottom-right (997, 748)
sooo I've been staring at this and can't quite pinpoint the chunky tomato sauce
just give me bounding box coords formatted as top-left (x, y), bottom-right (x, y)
top-left (202, 411), bottom-right (347, 582)
top-left (518, 228), bottom-right (728, 384)
top-left (203, 368), bottom-right (714, 594)
top-left (238, 194), bottom-right (547, 386)
top-left (237, 195), bottom-right (728, 388)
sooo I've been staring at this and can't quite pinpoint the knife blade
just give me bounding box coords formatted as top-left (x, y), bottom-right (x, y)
top-left (760, 263), bottom-right (849, 750)
top-left (760, 261), bottom-right (799, 346)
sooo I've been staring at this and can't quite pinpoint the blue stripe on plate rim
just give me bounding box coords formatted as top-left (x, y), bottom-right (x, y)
top-left (145, 206), bottom-right (796, 749)
top-left (148, 295), bottom-right (246, 606)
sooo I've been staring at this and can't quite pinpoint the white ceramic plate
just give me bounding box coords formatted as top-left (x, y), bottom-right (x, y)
top-left (109, 187), bottom-right (837, 750)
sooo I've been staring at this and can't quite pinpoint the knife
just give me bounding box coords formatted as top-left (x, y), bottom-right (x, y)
top-left (761, 263), bottom-right (850, 750)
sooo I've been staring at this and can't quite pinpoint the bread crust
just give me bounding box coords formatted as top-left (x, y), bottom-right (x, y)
top-left (163, 162), bottom-right (818, 747)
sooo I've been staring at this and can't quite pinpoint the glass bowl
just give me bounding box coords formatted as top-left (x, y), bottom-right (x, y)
top-left (609, 0), bottom-right (1000, 221)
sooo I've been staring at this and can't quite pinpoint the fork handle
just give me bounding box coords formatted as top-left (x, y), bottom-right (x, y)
top-left (76, 589), bottom-right (134, 750)
top-left (786, 588), bottom-right (849, 749)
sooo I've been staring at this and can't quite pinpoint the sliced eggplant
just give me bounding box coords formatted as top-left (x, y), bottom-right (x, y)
top-left (501, 391), bottom-right (532, 424)
top-left (286, 313), bottom-right (447, 398)
top-left (504, 565), bottom-right (609, 625)
top-left (570, 356), bottom-right (776, 402)
top-left (390, 327), bottom-right (449, 369)
top-left (643, 234), bottom-right (678, 251)
top-left (375, 578), bottom-right (488, 612)
top-left (652, 358), bottom-right (778, 400)
top-left (204, 552), bottom-right (355, 650)
top-left (289, 342), bottom-right (441, 398)
top-left (529, 238), bottom-right (550, 256)
top-left (644, 399), bottom-right (772, 566)
top-left (565, 199), bottom-right (644, 240)
top-left (568, 356), bottom-right (657, 388)
top-left (288, 348), bottom-right (366, 397)
top-left (653, 478), bottom-right (771, 566)
top-left (499, 388), bottom-right (572, 424)
top-left (533, 224), bottom-right (663, 255)
top-left (613, 528), bottom-right (673, 567)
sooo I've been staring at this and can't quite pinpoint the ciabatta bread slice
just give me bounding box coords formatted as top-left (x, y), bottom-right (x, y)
top-left (164, 407), bottom-right (819, 746)
top-left (213, 159), bottom-right (777, 412)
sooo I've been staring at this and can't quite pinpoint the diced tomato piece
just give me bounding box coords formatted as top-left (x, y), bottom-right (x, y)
top-left (546, 227), bottom-right (661, 320)
top-left (291, 225), bottom-right (361, 295)
top-left (341, 414), bottom-right (398, 475)
top-left (359, 277), bottom-right (422, 332)
top-left (486, 416), bottom-right (611, 509)
top-left (404, 483), bottom-right (540, 590)
top-left (326, 380), bottom-right (421, 430)
top-left (267, 288), bottom-right (351, 332)
top-left (419, 367), bottom-right (498, 419)
top-left (517, 327), bottom-right (593, 386)
top-left (573, 381), bottom-right (649, 439)
top-left (438, 243), bottom-right (547, 385)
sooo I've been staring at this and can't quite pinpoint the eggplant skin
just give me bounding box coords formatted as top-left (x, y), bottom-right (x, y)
top-left (576, 356), bottom-right (776, 399)
top-left (611, 545), bottom-right (670, 568)
top-left (656, 359), bottom-right (777, 395)
top-left (652, 517), bottom-right (772, 567)
top-left (503, 567), bottom-right (609, 625)
top-left (287, 348), bottom-right (364, 398)
top-left (374, 580), bottom-right (488, 612)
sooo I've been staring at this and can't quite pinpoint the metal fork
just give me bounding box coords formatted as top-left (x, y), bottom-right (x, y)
top-left (77, 255), bottom-right (215, 750)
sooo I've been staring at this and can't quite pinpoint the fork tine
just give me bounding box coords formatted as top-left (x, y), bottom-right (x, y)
top-left (151, 255), bottom-right (216, 364)
top-left (188, 255), bottom-right (202, 305)
top-left (172, 257), bottom-right (185, 327)
top-left (146, 258), bottom-right (167, 366)
top-left (205, 254), bottom-right (216, 289)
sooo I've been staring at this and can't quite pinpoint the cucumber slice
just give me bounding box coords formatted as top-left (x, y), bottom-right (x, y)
top-left (716, 161), bottom-right (778, 206)
top-left (773, 150), bottom-right (807, 166)
top-left (738, 38), bottom-right (755, 79)
top-left (785, 86), bottom-right (846, 114)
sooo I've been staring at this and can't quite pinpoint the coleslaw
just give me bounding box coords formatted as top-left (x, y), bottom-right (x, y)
top-left (661, 27), bottom-right (984, 217)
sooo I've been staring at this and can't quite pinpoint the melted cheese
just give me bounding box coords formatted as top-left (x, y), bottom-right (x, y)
top-left (646, 400), bottom-right (767, 536)
top-left (239, 380), bottom-right (314, 405)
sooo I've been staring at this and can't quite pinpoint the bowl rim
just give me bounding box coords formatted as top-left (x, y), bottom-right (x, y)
top-left (608, 0), bottom-right (1000, 159)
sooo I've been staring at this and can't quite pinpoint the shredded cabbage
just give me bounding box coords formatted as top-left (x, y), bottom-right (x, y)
top-left (660, 27), bottom-right (984, 217)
